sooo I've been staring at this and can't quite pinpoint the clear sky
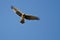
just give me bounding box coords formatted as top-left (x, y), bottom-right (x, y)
top-left (0, 0), bottom-right (60, 40)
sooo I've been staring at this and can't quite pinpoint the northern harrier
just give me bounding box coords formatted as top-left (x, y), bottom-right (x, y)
top-left (11, 6), bottom-right (40, 24)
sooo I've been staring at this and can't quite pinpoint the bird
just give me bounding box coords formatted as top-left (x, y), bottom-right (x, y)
top-left (11, 6), bottom-right (40, 24)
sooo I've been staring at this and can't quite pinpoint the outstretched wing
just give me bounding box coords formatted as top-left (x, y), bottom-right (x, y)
top-left (11, 6), bottom-right (22, 17)
top-left (24, 14), bottom-right (40, 20)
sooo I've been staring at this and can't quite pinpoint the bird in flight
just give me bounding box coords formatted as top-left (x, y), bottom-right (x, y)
top-left (11, 6), bottom-right (40, 24)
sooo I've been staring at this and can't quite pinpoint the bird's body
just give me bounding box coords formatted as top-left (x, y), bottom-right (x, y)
top-left (11, 6), bottom-right (40, 24)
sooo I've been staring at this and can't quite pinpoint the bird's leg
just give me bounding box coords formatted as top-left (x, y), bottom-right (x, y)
top-left (20, 14), bottom-right (25, 24)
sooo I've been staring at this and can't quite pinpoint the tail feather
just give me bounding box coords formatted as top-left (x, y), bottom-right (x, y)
top-left (20, 19), bottom-right (25, 24)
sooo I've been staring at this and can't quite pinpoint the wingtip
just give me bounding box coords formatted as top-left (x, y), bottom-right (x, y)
top-left (37, 18), bottom-right (40, 20)
top-left (11, 5), bottom-right (14, 9)
top-left (35, 16), bottom-right (40, 20)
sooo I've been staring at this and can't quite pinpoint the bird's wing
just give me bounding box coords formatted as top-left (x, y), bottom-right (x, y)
top-left (24, 14), bottom-right (40, 20)
top-left (11, 6), bottom-right (22, 16)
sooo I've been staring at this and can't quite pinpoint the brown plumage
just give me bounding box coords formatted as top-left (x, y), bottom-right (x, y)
top-left (11, 6), bottom-right (40, 24)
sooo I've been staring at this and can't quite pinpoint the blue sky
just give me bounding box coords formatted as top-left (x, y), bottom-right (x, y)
top-left (0, 0), bottom-right (60, 40)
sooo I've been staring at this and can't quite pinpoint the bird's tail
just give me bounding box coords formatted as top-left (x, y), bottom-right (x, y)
top-left (20, 18), bottom-right (25, 24)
